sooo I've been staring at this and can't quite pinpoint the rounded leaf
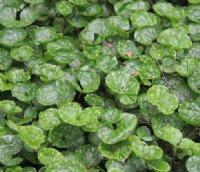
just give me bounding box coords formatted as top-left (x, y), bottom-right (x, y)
top-left (19, 126), bottom-right (45, 149)
top-left (158, 28), bottom-right (192, 49)
top-left (99, 140), bottom-right (132, 162)
top-left (178, 100), bottom-right (200, 125)
top-left (98, 113), bottom-right (137, 144)
top-left (49, 123), bottom-right (83, 148)
top-left (105, 71), bottom-right (139, 95)
top-left (39, 108), bottom-right (61, 130)
top-left (147, 85), bottom-right (178, 115)
top-left (186, 156), bottom-right (200, 172)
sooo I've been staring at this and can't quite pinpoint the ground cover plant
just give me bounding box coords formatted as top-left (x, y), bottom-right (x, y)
top-left (0, 0), bottom-right (199, 171)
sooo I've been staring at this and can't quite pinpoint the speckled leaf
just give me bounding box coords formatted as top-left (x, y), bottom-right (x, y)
top-left (0, 48), bottom-right (13, 70)
top-left (186, 156), bottom-right (200, 172)
top-left (158, 28), bottom-right (192, 49)
top-left (134, 26), bottom-right (161, 45)
top-left (130, 136), bottom-right (163, 160)
top-left (178, 100), bottom-right (200, 125)
top-left (12, 82), bottom-right (37, 102)
top-left (154, 2), bottom-right (186, 21)
top-left (150, 44), bottom-right (176, 60)
top-left (188, 5), bottom-right (200, 23)
top-left (175, 59), bottom-right (199, 77)
top-left (39, 108), bottom-right (61, 130)
top-left (98, 113), bottom-right (137, 144)
top-left (188, 63), bottom-right (200, 94)
top-left (0, 28), bottom-right (27, 47)
top-left (105, 71), bottom-right (139, 95)
top-left (0, 100), bottom-right (22, 115)
top-left (131, 11), bottom-right (159, 28)
top-left (147, 159), bottom-right (170, 172)
top-left (49, 123), bottom-right (83, 148)
top-left (147, 85), bottom-right (178, 114)
top-left (18, 126), bottom-right (45, 149)
top-left (99, 139), bottom-right (132, 162)
top-left (38, 148), bottom-right (62, 165)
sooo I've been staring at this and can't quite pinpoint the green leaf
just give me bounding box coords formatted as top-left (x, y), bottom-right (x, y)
top-left (105, 71), bottom-right (139, 95)
top-left (84, 94), bottom-right (105, 107)
top-left (189, 0), bottom-right (200, 4)
top-left (158, 28), bottom-right (192, 49)
top-left (153, 2), bottom-right (186, 21)
top-left (36, 80), bottom-right (75, 106)
top-left (39, 108), bottom-right (61, 130)
top-left (188, 5), bottom-right (200, 23)
top-left (49, 123), bottom-right (83, 148)
top-left (188, 63), bottom-right (200, 94)
top-left (78, 3), bottom-right (102, 17)
top-left (75, 144), bottom-right (102, 167)
top-left (58, 102), bottom-right (84, 126)
top-left (10, 45), bottom-right (33, 61)
top-left (150, 44), bottom-right (176, 60)
top-left (107, 16), bottom-right (130, 36)
top-left (56, 1), bottom-right (72, 16)
top-left (178, 100), bottom-right (200, 125)
top-left (131, 11), bottom-right (159, 28)
top-left (33, 63), bottom-right (63, 82)
top-left (151, 114), bottom-right (183, 145)
top-left (0, 28), bottom-right (27, 47)
top-left (74, 70), bottom-right (100, 93)
top-left (18, 125), bottom-right (45, 149)
top-left (98, 113), bottom-right (137, 144)
top-left (38, 148), bottom-right (62, 165)
top-left (5, 68), bottom-right (30, 83)
top-left (147, 85), bottom-right (178, 115)
top-left (139, 55), bottom-right (161, 85)
top-left (68, 0), bottom-right (88, 6)
top-left (175, 59), bottom-right (199, 77)
top-left (0, 48), bottom-right (13, 70)
top-left (136, 126), bottom-right (154, 142)
top-left (33, 27), bottom-right (58, 44)
top-left (0, 100), bottom-right (22, 115)
top-left (117, 40), bottom-right (141, 59)
top-left (186, 156), bottom-right (200, 172)
top-left (130, 135), bottom-right (163, 160)
top-left (99, 139), bottom-right (132, 161)
top-left (12, 82), bottom-right (37, 102)
top-left (0, 135), bottom-right (22, 160)
top-left (46, 159), bottom-right (87, 172)
top-left (134, 26), bottom-right (161, 45)
top-left (147, 159), bottom-right (170, 172)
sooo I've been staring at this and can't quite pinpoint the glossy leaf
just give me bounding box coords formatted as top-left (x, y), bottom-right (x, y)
top-left (19, 126), bottom-right (45, 149)
top-left (147, 85), bottom-right (178, 115)
top-left (98, 113), bottom-right (137, 144)
top-left (99, 139), bottom-right (132, 161)
top-left (158, 28), bottom-right (192, 49)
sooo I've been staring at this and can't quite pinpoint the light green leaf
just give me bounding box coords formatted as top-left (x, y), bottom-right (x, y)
top-left (131, 11), bottom-right (159, 28)
top-left (130, 136), bottom-right (163, 160)
top-left (105, 71), bottom-right (139, 95)
top-left (147, 85), bottom-right (178, 115)
top-left (147, 159), bottom-right (170, 172)
top-left (39, 108), bottom-right (61, 130)
top-left (12, 82), bottom-right (37, 102)
top-left (18, 126), bottom-right (45, 149)
top-left (186, 156), bottom-right (200, 172)
top-left (98, 113), bottom-right (137, 144)
top-left (99, 139), bottom-right (132, 161)
top-left (178, 100), bottom-right (200, 125)
top-left (158, 28), bottom-right (192, 49)
top-left (38, 148), bottom-right (62, 165)
top-left (0, 100), bottom-right (22, 115)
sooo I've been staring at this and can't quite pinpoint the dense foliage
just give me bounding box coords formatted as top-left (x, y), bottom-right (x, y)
top-left (0, 0), bottom-right (200, 171)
